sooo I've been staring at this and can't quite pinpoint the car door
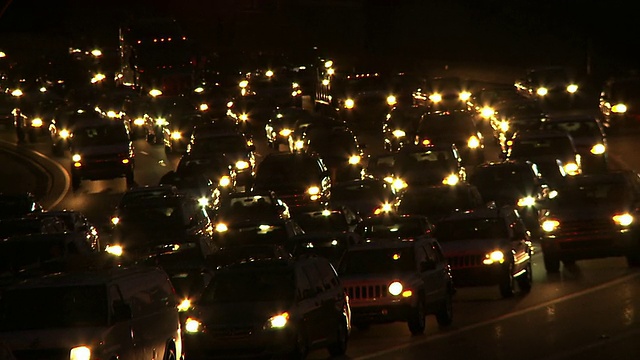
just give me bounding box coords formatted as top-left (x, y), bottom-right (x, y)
top-left (508, 215), bottom-right (531, 275)
top-left (416, 240), bottom-right (447, 312)
top-left (295, 263), bottom-right (325, 346)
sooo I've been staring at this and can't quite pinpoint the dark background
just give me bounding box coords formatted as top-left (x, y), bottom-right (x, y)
top-left (0, 0), bottom-right (637, 77)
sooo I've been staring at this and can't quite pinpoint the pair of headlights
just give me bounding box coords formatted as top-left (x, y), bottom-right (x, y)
top-left (542, 213), bottom-right (634, 232)
top-left (185, 312), bottom-right (290, 334)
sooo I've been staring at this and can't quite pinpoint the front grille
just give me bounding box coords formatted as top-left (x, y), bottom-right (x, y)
top-left (557, 218), bottom-right (611, 234)
top-left (447, 254), bottom-right (484, 269)
top-left (558, 239), bottom-right (614, 250)
top-left (208, 326), bottom-right (255, 338)
top-left (346, 284), bottom-right (389, 300)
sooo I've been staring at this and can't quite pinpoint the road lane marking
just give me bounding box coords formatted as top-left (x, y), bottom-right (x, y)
top-left (356, 272), bottom-right (640, 360)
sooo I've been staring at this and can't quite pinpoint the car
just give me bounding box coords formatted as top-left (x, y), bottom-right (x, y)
top-left (414, 110), bottom-right (486, 166)
top-left (68, 114), bottom-right (135, 191)
top-left (366, 144), bottom-right (467, 189)
top-left (353, 213), bottom-right (435, 242)
top-left (337, 236), bottom-right (454, 334)
top-left (113, 184), bottom-right (181, 209)
top-left (412, 76), bottom-right (473, 112)
top-left (466, 83), bottom-right (527, 127)
top-left (48, 107), bottom-right (100, 156)
top-left (25, 209), bottom-right (101, 251)
top-left (490, 97), bottom-right (548, 152)
top-left (468, 160), bottom-right (553, 239)
top-left (291, 231), bottom-right (364, 266)
top-left (213, 217), bottom-right (306, 253)
top-left (173, 152), bottom-right (238, 194)
top-left (158, 168), bottom-right (220, 208)
top-left (539, 170), bottom-right (640, 272)
top-left (162, 112), bottom-right (212, 155)
top-left (265, 106), bottom-right (314, 150)
top-left (382, 104), bottom-right (427, 152)
top-left (396, 183), bottom-right (485, 223)
top-left (206, 243), bottom-right (292, 270)
top-left (0, 258), bottom-right (184, 360)
top-left (296, 123), bottom-right (366, 183)
top-left (182, 257), bottom-right (350, 359)
top-left (106, 192), bottom-right (217, 260)
top-left (599, 76), bottom-right (640, 132)
top-left (135, 94), bottom-right (204, 145)
top-left (539, 114), bottom-right (609, 173)
top-left (253, 152), bottom-right (332, 212)
top-left (213, 190), bottom-right (291, 224)
top-left (291, 205), bottom-right (361, 234)
top-left (435, 203), bottom-right (534, 297)
top-left (504, 130), bottom-right (581, 188)
top-left (329, 177), bottom-right (401, 218)
top-left (514, 66), bottom-right (582, 107)
top-left (0, 192), bottom-right (43, 220)
top-left (186, 131), bottom-right (256, 189)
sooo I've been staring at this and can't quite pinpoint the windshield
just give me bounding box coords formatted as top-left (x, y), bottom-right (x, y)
top-left (510, 137), bottom-right (574, 158)
top-left (470, 166), bottom-right (538, 193)
top-left (72, 123), bottom-right (129, 147)
top-left (199, 269), bottom-right (294, 303)
top-left (189, 136), bottom-right (247, 154)
top-left (357, 219), bottom-right (424, 240)
top-left (541, 120), bottom-right (600, 138)
top-left (436, 218), bottom-right (508, 241)
top-left (0, 285), bottom-right (108, 330)
top-left (339, 247), bottom-right (415, 275)
top-left (553, 181), bottom-right (629, 206)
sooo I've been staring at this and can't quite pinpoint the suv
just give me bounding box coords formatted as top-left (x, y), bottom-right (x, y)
top-left (183, 256), bottom-right (350, 359)
top-left (0, 257), bottom-right (183, 360)
top-left (435, 204), bottom-right (533, 297)
top-left (337, 237), bottom-right (453, 335)
top-left (68, 115), bottom-right (135, 191)
top-left (253, 152), bottom-right (332, 212)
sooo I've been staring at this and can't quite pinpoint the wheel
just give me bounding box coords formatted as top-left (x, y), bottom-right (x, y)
top-left (499, 264), bottom-right (515, 298)
top-left (435, 291), bottom-right (453, 327)
top-left (543, 252), bottom-right (561, 273)
top-left (326, 317), bottom-right (348, 357)
top-left (516, 261), bottom-right (533, 293)
top-left (125, 171), bottom-right (135, 188)
top-left (407, 299), bottom-right (426, 335)
top-left (71, 175), bottom-right (81, 191)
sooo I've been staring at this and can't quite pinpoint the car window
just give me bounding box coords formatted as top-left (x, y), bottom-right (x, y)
top-left (201, 270), bottom-right (295, 303)
top-left (436, 218), bottom-right (508, 241)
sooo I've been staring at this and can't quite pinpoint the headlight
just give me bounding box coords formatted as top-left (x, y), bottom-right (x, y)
top-left (170, 131), bottom-right (181, 140)
top-left (31, 118), bottom-right (43, 127)
top-left (482, 250), bottom-right (505, 265)
top-left (517, 196), bottom-right (536, 207)
top-left (307, 186), bottom-right (320, 195)
top-left (216, 223), bottom-right (228, 232)
top-left (72, 153), bottom-right (82, 162)
top-left (107, 110), bottom-right (117, 118)
top-left (542, 219), bottom-right (560, 232)
top-left (219, 176), bottom-right (231, 187)
top-left (70, 346), bottom-right (91, 360)
top-left (11, 89), bottom-right (23, 97)
top-left (177, 298), bottom-right (191, 312)
top-left (149, 89), bottom-right (163, 97)
top-left (566, 84), bottom-right (578, 93)
top-left (536, 87), bottom-right (548, 96)
top-left (374, 202), bottom-right (394, 215)
top-left (279, 128), bottom-right (292, 137)
top-left (185, 318), bottom-right (202, 333)
top-left (387, 95), bottom-right (397, 106)
top-left (344, 98), bottom-right (355, 109)
top-left (198, 197), bottom-right (210, 207)
top-left (499, 120), bottom-right (509, 133)
top-left (612, 103), bottom-right (627, 113)
top-left (110, 216), bottom-right (120, 225)
top-left (235, 160), bottom-right (250, 170)
top-left (199, 103), bottom-right (209, 111)
top-left (239, 113), bottom-right (249, 121)
top-left (194, 87), bottom-right (204, 93)
top-left (459, 91), bottom-right (472, 101)
top-left (105, 244), bottom-right (123, 257)
top-left (59, 129), bottom-right (70, 138)
top-left (563, 162), bottom-right (579, 176)
top-left (388, 281), bottom-right (403, 296)
top-left (590, 143), bottom-right (606, 155)
top-left (348, 155), bottom-right (361, 165)
top-left (392, 129), bottom-right (406, 138)
top-left (442, 174), bottom-right (459, 186)
top-left (467, 135), bottom-right (480, 149)
top-left (266, 312), bottom-right (289, 329)
top-left (239, 80), bottom-right (249, 88)
top-left (294, 140), bottom-right (304, 150)
top-left (133, 118), bottom-right (146, 126)
top-left (613, 213), bottom-right (633, 227)
top-left (480, 106), bottom-right (495, 119)
top-left (155, 118), bottom-right (168, 126)
top-left (428, 93), bottom-right (442, 103)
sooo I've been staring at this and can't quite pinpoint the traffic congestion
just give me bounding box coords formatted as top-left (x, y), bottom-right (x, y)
top-left (1, 2), bottom-right (640, 360)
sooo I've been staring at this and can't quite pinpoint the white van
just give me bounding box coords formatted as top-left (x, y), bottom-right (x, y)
top-left (0, 260), bottom-right (183, 360)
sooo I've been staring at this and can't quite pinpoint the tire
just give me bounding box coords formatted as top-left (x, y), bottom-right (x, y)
top-left (516, 261), bottom-right (533, 293)
top-left (435, 291), bottom-right (453, 327)
top-left (407, 299), bottom-right (426, 335)
top-left (543, 252), bottom-right (561, 273)
top-left (499, 264), bottom-right (515, 298)
top-left (125, 171), bottom-right (135, 188)
top-left (327, 318), bottom-right (348, 357)
top-left (71, 175), bottom-right (81, 191)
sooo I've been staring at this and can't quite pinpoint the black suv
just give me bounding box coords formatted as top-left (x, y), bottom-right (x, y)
top-left (183, 256), bottom-right (350, 359)
top-left (337, 237), bottom-right (454, 335)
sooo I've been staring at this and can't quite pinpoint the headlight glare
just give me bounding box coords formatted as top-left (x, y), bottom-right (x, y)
top-left (70, 346), bottom-right (91, 360)
top-left (388, 281), bottom-right (403, 296)
top-left (613, 213), bottom-right (633, 227)
top-left (590, 143), bottom-right (606, 155)
top-left (612, 104), bottom-right (627, 113)
top-left (542, 219), bottom-right (560, 232)
top-left (536, 87), bottom-right (548, 96)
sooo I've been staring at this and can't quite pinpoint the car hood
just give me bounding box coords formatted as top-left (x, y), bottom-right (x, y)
top-left (546, 203), bottom-right (628, 220)
top-left (439, 238), bottom-right (506, 254)
top-left (0, 327), bottom-right (109, 350)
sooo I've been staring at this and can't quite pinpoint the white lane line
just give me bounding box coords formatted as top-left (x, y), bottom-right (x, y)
top-left (356, 272), bottom-right (640, 360)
